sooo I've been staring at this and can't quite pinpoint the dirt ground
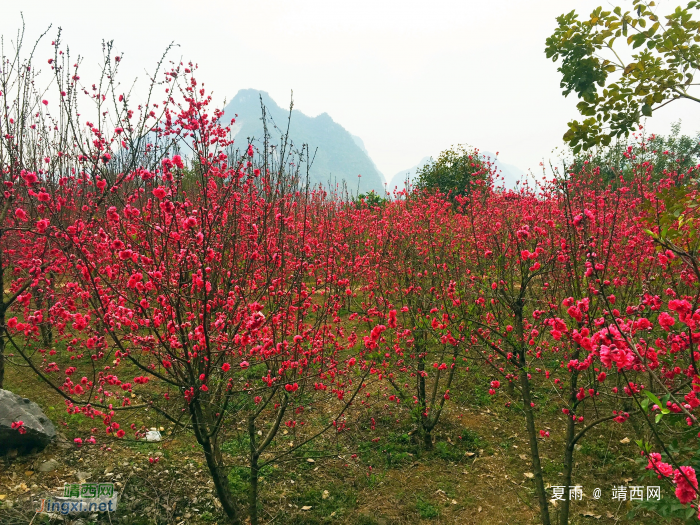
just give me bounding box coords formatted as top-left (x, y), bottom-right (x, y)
top-left (0, 367), bottom-right (682, 525)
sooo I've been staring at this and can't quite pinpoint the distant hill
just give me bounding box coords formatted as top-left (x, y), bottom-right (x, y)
top-left (388, 151), bottom-right (525, 192)
top-left (222, 90), bottom-right (385, 195)
top-left (481, 152), bottom-right (525, 189)
top-left (387, 156), bottom-right (432, 194)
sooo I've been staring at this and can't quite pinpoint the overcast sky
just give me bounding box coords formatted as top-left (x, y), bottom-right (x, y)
top-left (4, 0), bottom-right (700, 180)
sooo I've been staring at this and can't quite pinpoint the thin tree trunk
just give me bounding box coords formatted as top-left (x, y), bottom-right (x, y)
top-left (0, 239), bottom-right (5, 389)
top-left (0, 325), bottom-right (5, 390)
top-left (201, 437), bottom-right (240, 524)
top-left (249, 414), bottom-right (260, 525)
top-left (34, 286), bottom-right (53, 347)
top-left (560, 416), bottom-right (576, 525)
top-left (514, 300), bottom-right (550, 525)
top-left (520, 368), bottom-right (551, 525)
top-left (416, 332), bottom-right (432, 451)
top-left (423, 428), bottom-right (433, 450)
top-left (559, 362), bottom-right (579, 525)
top-left (191, 401), bottom-right (241, 524)
top-left (249, 454), bottom-right (259, 525)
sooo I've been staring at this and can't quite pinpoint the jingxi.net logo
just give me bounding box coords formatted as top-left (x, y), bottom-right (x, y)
top-left (35, 483), bottom-right (118, 516)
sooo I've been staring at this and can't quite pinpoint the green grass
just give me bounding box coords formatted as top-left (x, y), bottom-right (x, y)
top-left (459, 428), bottom-right (486, 451)
top-left (415, 496), bottom-right (439, 519)
top-left (433, 440), bottom-right (462, 462)
top-left (288, 485), bottom-right (359, 520)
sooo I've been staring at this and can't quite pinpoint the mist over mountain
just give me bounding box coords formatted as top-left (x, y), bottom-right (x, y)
top-left (388, 151), bottom-right (526, 192)
top-left (220, 90), bottom-right (528, 195)
top-left (484, 152), bottom-right (526, 189)
top-left (387, 156), bottom-right (432, 193)
top-left (222, 90), bottom-right (385, 194)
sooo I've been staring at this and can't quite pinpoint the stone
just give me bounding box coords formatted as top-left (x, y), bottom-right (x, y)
top-left (75, 471), bottom-right (91, 481)
top-left (145, 430), bottom-right (161, 442)
top-left (0, 389), bottom-right (56, 453)
top-left (38, 459), bottom-right (59, 472)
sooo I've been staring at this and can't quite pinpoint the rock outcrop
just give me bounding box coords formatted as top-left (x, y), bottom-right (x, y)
top-left (0, 389), bottom-right (56, 453)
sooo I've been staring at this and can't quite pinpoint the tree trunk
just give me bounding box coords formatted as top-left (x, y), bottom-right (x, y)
top-left (0, 305), bottom-right (6, 390)
top-left (418, 368), bottom-right (433, 450)
top-left (0, 328), bottom-right (5, 390)
top-left (520, 369), bottom-right (551, 525)
top-left (560, 416), bottom-right (576, 525)
top-left (416, 331), bottom-right (432, 450)
top-left (201, 437), bottom-right (240, 524)
top-left (34, 287), bottom-right (53, 347)
top-left (191, 401), bottom-right (241, 524)
top-left (249, 454), bottom-right (260, 525)
top-left (559, 362), bottom-right (579, 525)
top-left (248, 415), bottom-right (260, 525)
top-left (0, 242), bottom-right (5, 389)
top-left (423, 427), bottom-right (433, 450)
top-left (514, 301), bottom-right (550, 525)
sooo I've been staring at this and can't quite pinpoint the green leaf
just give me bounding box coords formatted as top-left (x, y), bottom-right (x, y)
top-left (655, 413), bottom-right (663, 424)
top-left (643, 390), bottom-right (662, 407)
top-left (641, 397), bottom-right (650, 412)
top-left (642, 103), bottom-right (653, 116)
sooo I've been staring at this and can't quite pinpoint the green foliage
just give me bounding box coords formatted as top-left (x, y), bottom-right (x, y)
top-left (228, 466), bottom-right (251, 496)
top-left (415, 496), bottom-right (439, 519)
top-left (358, 432), bottom-right (417, 469)
top-left (569, 121), bottom-right (700, 184)
top-left (644, 180), bottom-right (700, 253)
top-left (433, 441), bottom-right (463, 462)
top-left (290, 486), bottom-right (358, 517)
top-left (416, 144), bottom-right (489, 197)
top-left (354, 516), bottom-right (382, 525)
top-left (354, 190), bottom-right (388, 209)
top-left (222, 431), bottom-right (251, 456)
top-left (546, 1), bottom-right (700, 153)
top-left (459, 429), bottom-right (486, 452)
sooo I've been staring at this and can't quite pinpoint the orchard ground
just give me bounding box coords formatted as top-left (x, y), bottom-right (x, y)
top-left (0, 361), bottom-right (677, 524)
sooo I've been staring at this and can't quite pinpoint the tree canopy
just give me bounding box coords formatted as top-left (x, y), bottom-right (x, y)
top-left (546, 0), bottom-right (700, 153)
top-left (415, 144), bottom-right (490, 197)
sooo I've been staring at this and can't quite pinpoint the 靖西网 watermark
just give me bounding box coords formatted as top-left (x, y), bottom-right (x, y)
top-left (550, 485), bottom-right (661, 501)
top-left (35, 483), bottom-right (118, 516)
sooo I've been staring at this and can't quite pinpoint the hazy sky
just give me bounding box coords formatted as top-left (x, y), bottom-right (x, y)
top-left (4, 0), bottom-right (700, 180)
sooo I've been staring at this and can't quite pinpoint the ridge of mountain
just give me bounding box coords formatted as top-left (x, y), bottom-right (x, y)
top-left (222, 90), bottom-right (385, 194)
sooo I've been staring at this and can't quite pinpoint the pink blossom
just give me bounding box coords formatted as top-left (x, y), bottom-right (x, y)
top-left (674, 466), bottom-right (698, 504)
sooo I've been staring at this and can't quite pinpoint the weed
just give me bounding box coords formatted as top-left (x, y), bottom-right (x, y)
top-left (433, 441), bottom-right (462, 462)
top-left (415, 496), bottom-right (439, 519)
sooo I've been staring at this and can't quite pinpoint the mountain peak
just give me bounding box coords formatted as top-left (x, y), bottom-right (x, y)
top-left (223, 90), bottom-right (385, 194)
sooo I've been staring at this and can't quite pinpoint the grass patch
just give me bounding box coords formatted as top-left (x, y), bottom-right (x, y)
top-left (415, 495), bottom-right (439, 519)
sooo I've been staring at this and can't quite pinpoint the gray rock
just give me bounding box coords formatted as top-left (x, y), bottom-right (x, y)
top-left (0, 389), bottom-right (56, 453)
top-left (38, 458), bottom-right (59, 472)
top-left (75, 471), bottom-right (91, 481)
